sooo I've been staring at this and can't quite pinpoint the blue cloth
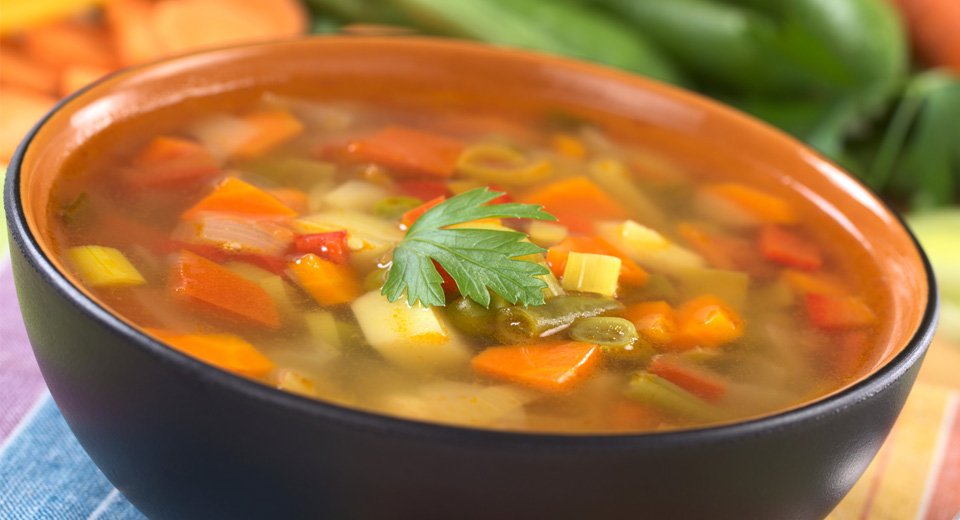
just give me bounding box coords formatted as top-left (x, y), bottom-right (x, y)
top-left (0, 394), bottom-right (145, 519)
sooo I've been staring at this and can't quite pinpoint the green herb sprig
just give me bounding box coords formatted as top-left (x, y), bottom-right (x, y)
top-left (381, 188), bottom-right (556, 308)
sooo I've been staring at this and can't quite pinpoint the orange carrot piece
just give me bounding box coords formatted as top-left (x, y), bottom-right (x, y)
top-left (648, 355), bottom-right (727, 402)
top-left (169, 250), bottom-right (281, 328)
top-left (676, 222), bottom-right (761, 273)
top-left (150, 0), bottom-right (307, 55)
top-left (181, 176), bottom-right (298, 220)
top-left (780, 269), bottom-right (847, 297)
top-left (126, 135), bottom-right (221, 190)
top-left (60, 64), bottom-right (113, 96)
top-left (672, 295), bottom-right (744, 349)
top-left (758, 225), bottom-right (822, 270)
top-left (471, 341), bottom-right (601, 393)
top-left (0, 85), bottom-right (57, 163)
top-left (288, 253), bottom-right (362, 306)
top-left (401, 195), bottom-right (445, 230)
top-left (20, 20), bottom-right (119, 72)
top-left (623, 300), bottom-right (678, 346)
top-left (550, 133), bottom-right (587, 159)
top-left (145, 328), bottom-right (275, 378)
top-left (805, 294), bottom-right (877, 330)
top-left (0, 43), bottom-right (59, 95)
top-left (891, 0), bottom-right (960, 72)
top-left (703, 183), bottom-right (797, 225)
top-left (104, 0), bottom-right (164, 66)
top-left (606, 399), bottom-right (667, 431)
top-left (522, 177), bottom-right (629, 234)
top-left (344, 126), bottom-right (465, 177)
top-left (545, 236), bottom-right (647, 286)
top-left (268, 188), bottom-right (309, 215)
top-left (232, 109), bottom-right (305, 159)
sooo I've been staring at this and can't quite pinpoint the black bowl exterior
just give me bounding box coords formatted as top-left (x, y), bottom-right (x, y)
top-left (6, 204), bottom-right (935, 520)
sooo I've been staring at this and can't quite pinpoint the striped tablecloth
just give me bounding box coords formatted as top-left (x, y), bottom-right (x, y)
top-left (2, 167), bottom-right (958, 519)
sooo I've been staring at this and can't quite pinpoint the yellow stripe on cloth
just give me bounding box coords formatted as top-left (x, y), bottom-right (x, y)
top-left (829, 383), bottom-right (953, 519)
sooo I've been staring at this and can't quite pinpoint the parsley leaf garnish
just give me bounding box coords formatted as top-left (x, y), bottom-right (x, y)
top-left (382, 188), bottom-right (557, 308)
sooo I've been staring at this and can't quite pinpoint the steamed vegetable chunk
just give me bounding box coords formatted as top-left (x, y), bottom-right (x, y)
top-left (50, 93), bottom-right (884, 433)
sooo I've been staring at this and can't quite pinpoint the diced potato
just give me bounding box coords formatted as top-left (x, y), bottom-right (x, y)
top-left (562, 252), bottom-right (621, 296)
top-left (693, 188), bottom-right (760, 228)
top-left (528, 221), bottom-right (568, 247)
top-left (67, 245), bottom-right (146, 288)
top-left (588, 158), bottom-right (667, 230)
top-left (383, 382), bottom-right (534, 427)
top-left (674, 266), bottom-right (750, 312)
top-left (187, 115), bottom-right (257, 161)
top-left (322, 180), bottom-right (391, 212)
top-left (351, 291), bottom-right (471, 372)
top-left (295, 210), bottom-right (403, 249)
top-left (224, 262), bottom-right (303, 321)
top-left (598, 220), bottom-right (705, 275)
top-left (304, 311), bottom-right (342, 349)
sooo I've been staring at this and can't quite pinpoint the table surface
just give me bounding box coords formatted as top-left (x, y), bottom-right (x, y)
top-left (1, 173), bottom-right (958, 520)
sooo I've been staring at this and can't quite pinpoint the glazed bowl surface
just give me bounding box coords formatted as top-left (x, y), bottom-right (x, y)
top-left (4, 37), bottom-right (937, 520)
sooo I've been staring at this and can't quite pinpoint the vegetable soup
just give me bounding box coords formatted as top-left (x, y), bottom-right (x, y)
top-left (48, 92), bottom-right (885, 433)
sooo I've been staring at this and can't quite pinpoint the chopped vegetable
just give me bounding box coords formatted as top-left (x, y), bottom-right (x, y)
top-left (561, 251), bottom-right (622, 296)
top-left (372, 196), bottom-right (423, 220)
top-left (351, 290), bottom-right (470, 372)
top-left (587, 158), bottom-right (667, 230)
top-left (624, 372), bottom-right (722, 422)
top-left (342, 125), bottom-right (464, 177)
top-left (382, 188), bottom-right (555, 308)
top-left (303, 310), bottom-right (343, 349)
top-left (321, 180), bottom-right (391, 212)
top-left (383, 382), bottom-right (532, 427)
top-left (597, 220), bottom-right (706, 275)
top-left (293, 230), bottom-right (349, 265)
top-left (569, 317), bottom-right (638, 348)
top-left (124, 135), bottom-right (220, 190)
top-left (456, 143), bottom-right (552, 185)
top-left (528, 221), bottom-right (568, 247)
top-left (623, 301), bottom-right (677, 346)
top-left (181, 176), bottom-right (298, 220)
top-left (758, 225), bottom-right (823, 270)
top-left (169, 249), bottom-right (281, 328)
top-left (67, 245), bottom-right (146, 287)
top-left (494, 294), bottom-right (624, 344)
top-left (673, 266), bottom-right (749, 312)
top-left (178, 215), bottom-right (294, 256)
top-left (648, 355), bottom-right (728, 402)
top-left (232, 108), bottom-right (304, 159)
top-left (400, 195), bottom-right (445, 230)
top-left (522, 177), bottom-right (629, 234)
top-left (145, 328), bottom-right (275, 378)
top-left (546, 236), bottom-right (648, 287)
top-left (702, 183), bottom-right (797, 225)
top-left (446, 296), bottom-right (496, 336)
top-left (805, 294), bottom-right (877, 330)
top-left (672, 294), bottom-right (744, 348)
top-left (288, 253), bottom-right (362, 306)
top-left (471, 341), bottom-right (601, 393)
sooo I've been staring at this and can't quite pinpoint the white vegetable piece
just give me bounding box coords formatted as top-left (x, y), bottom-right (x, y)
top-left (322, 180), bottom-right (391, 212)
top-left (187, 115), bottom-right (257, 162)
top-left (351, 291), bottom-right (470, 372)
top-left (597, 220), bottom-right (705, 275)
top-left (383, 382), bottom-right (534, 427)
top-left (528, 221), bottom-right (568, 247)
top-left (561, 252), bottom-right (621, 296)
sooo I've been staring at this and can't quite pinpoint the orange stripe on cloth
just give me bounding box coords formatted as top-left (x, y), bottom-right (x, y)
top-left (921, 392), bottom-right (960, 520)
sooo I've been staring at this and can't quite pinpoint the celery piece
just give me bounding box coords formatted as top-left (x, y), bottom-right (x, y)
top-left (322, 180), bottom-right (391, 212)
top-left (67, 246), bottom-right (146, 288)
top-left (244, 157), bottom-right (337, 190)
top-left (674, 266), bottom-right (750, 312)
top-left (562, 252), bottom-right (621, 296)
top-left (588, 158), bottom-right (667, 231)
top-left (528, 220), bottom-right (568, 247)
top-left (625, 372), bottom-right (723, 422)
top-left (351, 291), bottom-right (470, 372)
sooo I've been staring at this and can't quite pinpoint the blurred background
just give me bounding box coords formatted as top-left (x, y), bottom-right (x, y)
top-left (2, 0), bottom-right (958, 345)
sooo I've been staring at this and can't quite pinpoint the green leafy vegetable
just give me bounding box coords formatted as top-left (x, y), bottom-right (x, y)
top-left (382, 188), bottom-right (556, 308)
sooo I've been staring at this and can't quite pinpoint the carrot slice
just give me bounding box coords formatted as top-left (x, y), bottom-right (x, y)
top-left (648, 355), bottom-right (727, 402)
top-left (545, 236), bottom-right (647, 286)
top-left (401, 195), bottom-right (445, 230)
top-left (522, 177), bottom-right (629, 234)
top-left (672, 295), bottom-right (744, 349)
top-left (758, 225), bottom-right (823, 270)
top-left (471, 341), bottom-right (601, 393)
top-left (125, 136), bottom-right (221, 190)
top-left (145, 328), bottom-right (275, 378)
top-left (268, 188), bottom-right (309, 215)
top-left (623, 300), bottom-right (677, 346)
top-left (780, 269), bottom-right (847, 297)
top-left (343, 126), bottom-right (465, 177)
top-left (181, 176), bottom-right (298, 220)
top-left (104, 0), bottom-right (164, 66)
top-left (703, 183), bottom-right (797, 225)
top-left (288, 253), bottom-right (362, 306)
top-left (169, 249), bottom-right (281, 328)
top-left (676, 222), bottom-right (769, 275)
top-left (806, 294), bottom-right (877, 330)
top-left (232, 109), bottom-right (305, 159)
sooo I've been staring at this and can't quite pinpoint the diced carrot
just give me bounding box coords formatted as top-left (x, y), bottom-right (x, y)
top-left (545, 236), bottom-right (647, 286)
top-left (396, 180), bottom-right (450, 201)
top-left (343, 125), bottom-right (465, 177)
top-left (758, 225), bottom-right (823, 270)
top-left (0, 85), bottom-right (57, 163)
top-left (703, 183), bottom-right (797, 225)
top-left (0, 43), bottom-right (59, 95)
top-left (522, 177), bottom-right (629, 234)
top-left (550, 133), bottom-right (587, 159)
top-left (293, 231), bottom-right (349, 264)
top-left (648, 355), bottom-right (727, 402)
top-left (606, 399), bottom-right (667, 431)
top-left (19, 20), bottom-right (119, 72)
top-left (145, 328), bottom-right (275, 378)
top-left (805, 294), bottom-right (877, 330)
top-left (780, 269), bottom-right (847, 297)
top-left (471, 341), bottom-right (601, 393)
top-left (169, 249), bottom-right (281, 328)
top-left (268, 188), bottom-right (309, 214)
top-left (181, 176), bottom-right (298, 220)
top-left (401, 195), bottom-right (445, 230)
top-left (232, 109), bottom-right (305, 159)
top-left (676, 221), bottom-right (768, 276)
top-left (104, 0), bottom-right (164, 66)
top-left (672, 295), bottom-right (744, 349)
top-left (623, 300), bottom-right (677, 346)
top-left (288, 253), bottom-right (361, 306)
top-left (150, 0), bottom-right (307, 55)
top-left (125, 136), bottom-right (221, 190)
top-left (59, 63), bottom-right (113, 96)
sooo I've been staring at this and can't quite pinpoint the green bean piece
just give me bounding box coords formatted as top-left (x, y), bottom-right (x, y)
top-left (630, 273), bottom-right (678, 303)
top-left (601, 338), bottom-right (657, 364)
top-left (625, 372), bottom-right (723, 423)
top-left (570, 317), bottom-right (638, 347)
top-left (494, 294), bottom-right (624, 344)
top-left (446, 297), bottom-right (495, 336)
top-left (372, 196), bottom-right (423, 220)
